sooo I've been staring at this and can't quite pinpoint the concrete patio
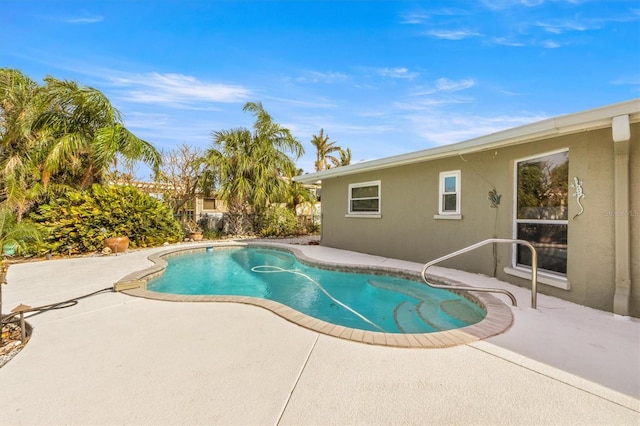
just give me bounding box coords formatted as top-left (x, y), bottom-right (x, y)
top-left (0, 240), bottom-right (638, 425)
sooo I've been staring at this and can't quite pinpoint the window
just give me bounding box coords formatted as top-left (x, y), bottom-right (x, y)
top-left (185, 199), bottom-right (195, 221)
top-left (348, 181), bottom-right (381, 216)
top-left (514, 150), bottom-right (569, 275)
top-left (203, 198), bottom-right (217, 210)
top-left (438, 171), bottom-right (461, 215)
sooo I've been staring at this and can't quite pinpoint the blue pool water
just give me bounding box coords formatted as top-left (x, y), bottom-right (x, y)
top-left (147, 247), bottom-right (486, 333)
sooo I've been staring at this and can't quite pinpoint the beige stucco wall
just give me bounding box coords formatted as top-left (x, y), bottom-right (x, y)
top-left (320, 123), bottom-right (638, 315)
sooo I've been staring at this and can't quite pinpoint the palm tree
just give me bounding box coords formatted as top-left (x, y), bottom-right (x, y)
top-left (207, 102), bottom-right (304, 233)
top-left (1, 69), bottom-right (162, 221)
top-left (282, 168), bottom-right (312, 212)
top-left (339, 147), bottom-right (352, 166)
top-left (34, 76), bottom-right (161, 190)
top-left (0, 68), bottom-right (46, 220)
top-left (310, 128), bottom-right (341, 171)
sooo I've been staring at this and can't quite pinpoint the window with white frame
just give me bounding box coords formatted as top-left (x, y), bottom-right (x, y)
top-left (514, 150), bottom-right (569, 275)
top-left (348, 181), bottom-right (381, 215)
top-left (438, 171), bottom-right (461, 215)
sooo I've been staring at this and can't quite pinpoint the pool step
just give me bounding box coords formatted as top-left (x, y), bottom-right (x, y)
top-left (393, 301), bottom-right (438, 333)
top-left (369, 278), bottom-right (454, 333)
top-left (438, 300), bottom-right (485, 325)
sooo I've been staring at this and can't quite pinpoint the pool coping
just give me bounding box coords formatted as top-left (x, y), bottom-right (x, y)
top-left (115, 242), bottom-right (514, 349)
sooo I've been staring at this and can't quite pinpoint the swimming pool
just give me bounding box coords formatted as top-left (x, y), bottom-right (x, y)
top-left (120, 244), bottom-right (513, 347)
top-left (147, 246), bottom-right (486, 333)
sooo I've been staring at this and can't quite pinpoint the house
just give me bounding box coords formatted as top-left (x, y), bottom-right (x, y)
top-left (295, 99), bottom-right (639, 317)
top-left (182, 194), bottom-right (227, 221)
top-left (128, 181), bottom-right (227, 226)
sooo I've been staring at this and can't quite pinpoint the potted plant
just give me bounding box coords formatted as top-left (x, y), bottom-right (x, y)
top-left (100, 228), bottom-right (130, 254)
top-left (185, 220), bottom-right (203, 241)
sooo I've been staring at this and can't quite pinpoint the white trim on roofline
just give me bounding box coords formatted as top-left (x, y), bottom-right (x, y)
top-left (295, 99), bottom-right (640, 184)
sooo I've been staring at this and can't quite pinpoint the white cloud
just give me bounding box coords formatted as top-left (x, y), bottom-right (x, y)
top-left (425, 29), bottom-right (483, 40)
top-left (357, 110), bottom-right (388, 118)
top-left (263, 96), bottom-right (338, 109)
top-left (293, 71), bottom-right (348, 84)
top-left (67, 16), bottom-right (103, 24)
top-left (540, 39), bottom-right (562, 48)
top-left (108, 72), bottom-right (251, 106)
top-left (409, 78), bottom-right (475, 98)
top-left (378, 67), bottom-right (419, 79)
top-left (126, 116), bottom-right (216, 150)
top-left (492, 37), bottom-right (526, 46)
top-left (610, 74), bottom-right (640, 87)
top-left (435, 78), bottom-right (476, 91)
top-left (64, 11), bottom-right (103, 24)
top-left (394, 96), bottom-right (473, 111)
top-left (121, 112), bottom-right (170, 128)
top-left (536, 20), bottom-right (590, 34)
top-left (409, 88), bottom-right (437, 96)
top-left (407, 111), bottom-right (548, 146)
top-left (400, 12), bottom-right (429, 24)
top-left (481, 0), bottom-right (545, 10)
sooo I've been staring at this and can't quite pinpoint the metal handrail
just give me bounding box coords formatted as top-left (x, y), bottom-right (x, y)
top-left (420, 238), bottom-right (538, 309)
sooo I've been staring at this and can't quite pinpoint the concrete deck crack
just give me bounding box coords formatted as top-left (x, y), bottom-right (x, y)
top-left (275, 333), bottom-right (320, 426)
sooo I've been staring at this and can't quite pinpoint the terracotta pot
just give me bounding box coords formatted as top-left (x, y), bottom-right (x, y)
top-left (105, 236), bottom-right (130, 254)
top-left (189, 232), bottom-right (203, 241)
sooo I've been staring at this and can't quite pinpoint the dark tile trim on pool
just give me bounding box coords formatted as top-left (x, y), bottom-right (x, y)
top-left (115, 243), bottom-right (514, 348)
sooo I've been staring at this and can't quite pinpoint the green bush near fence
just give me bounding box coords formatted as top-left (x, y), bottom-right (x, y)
top-left (30, 184), bottom-right (183, 255)
top-left (259, 206), bottom-right (301, 237)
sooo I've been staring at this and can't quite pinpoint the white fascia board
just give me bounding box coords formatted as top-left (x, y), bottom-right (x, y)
top-left (295, 99), bottom-right (640, 184)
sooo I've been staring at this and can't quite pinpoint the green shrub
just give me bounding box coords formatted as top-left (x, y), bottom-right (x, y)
top-left (0, 209), bottom-right (42, 257)
top-left (202, 229), bottom-right (222, 240)
top-left (259, 206), bottom-right (300, 237)
top-left (31, 184), bottom-right (183, 254)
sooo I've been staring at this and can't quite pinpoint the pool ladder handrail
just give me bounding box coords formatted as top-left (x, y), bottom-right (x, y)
top-left (420, 238), bottom-right (538, 309)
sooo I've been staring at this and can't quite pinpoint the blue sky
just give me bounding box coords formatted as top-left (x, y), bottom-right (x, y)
top-left (2, 0), bottom-right (639, 176)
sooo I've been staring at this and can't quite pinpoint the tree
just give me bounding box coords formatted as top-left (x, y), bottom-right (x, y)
top-left (0, 69), bottom-right (162, 221)
top-left (339, 147), bottom-right (352, 166)
top-left (282, 168), bottom-right (312, 211)
top-left (207, 102), bottom-right (304, 234)
top-left (310, 128), bottom-right (341, 171)
top-left (0, 68), bottom-right (46, 221)
top-left (34, 76), bottom-right (161, 190)
top-left (155, 144), bottom-right (209, 215)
